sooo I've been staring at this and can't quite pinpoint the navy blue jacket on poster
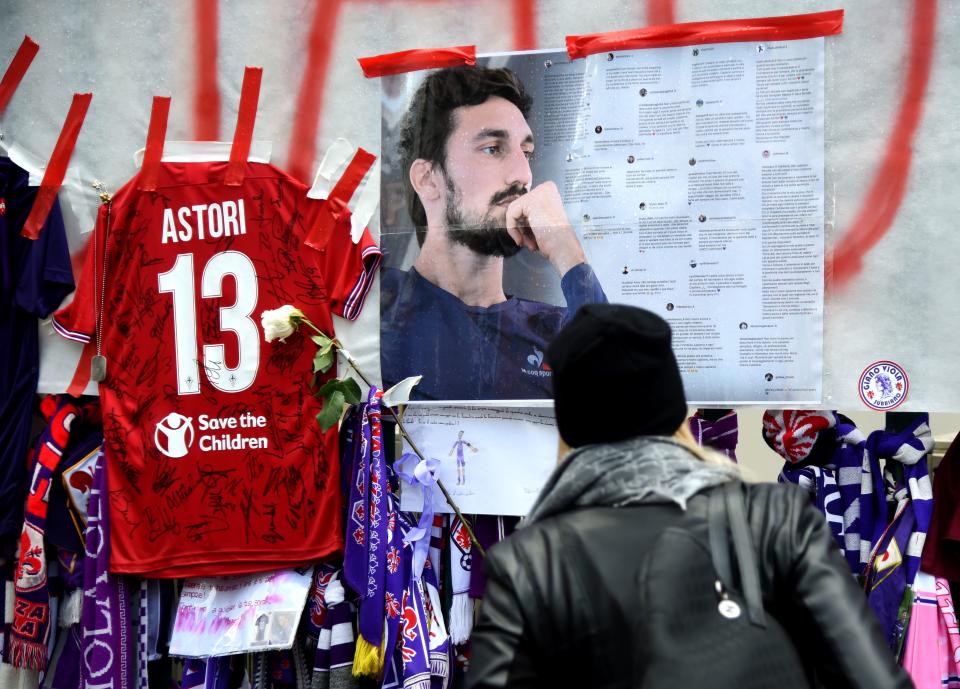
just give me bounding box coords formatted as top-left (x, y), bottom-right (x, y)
top-left (380, 263), bottom-right (607, 401)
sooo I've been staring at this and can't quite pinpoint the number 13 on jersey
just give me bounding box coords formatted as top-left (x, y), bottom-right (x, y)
top-left (158, 250), bottom-right (260, 395)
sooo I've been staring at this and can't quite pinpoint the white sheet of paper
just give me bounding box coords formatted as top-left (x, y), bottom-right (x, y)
top-left (169, 568), bottom-right (312, 658)
top-left (572, 38), bottom-right (825, 404)
top-left (398, 407), bottom-right (557, 516)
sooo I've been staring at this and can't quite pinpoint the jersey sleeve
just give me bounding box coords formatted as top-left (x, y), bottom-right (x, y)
top-left (52, 204), bottom-right (106, 343)
top-left (312, 211), bottom-right (382, 321)
top-left (15, 190), bottom-right (75, 319)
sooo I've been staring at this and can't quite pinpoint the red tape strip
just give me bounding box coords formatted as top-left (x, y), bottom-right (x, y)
top-left (567, 9), bottom-right (844, 58)
top-left (21, 93), bottom-right (93, 240)
top-left (225, 67), bottom-right (262, 187)
top-left (0, 36), bottom-right (39, 116)
top-left (306, 147), bottom-right (376, 252)
top-left (358, 45), bottom-right (476, 78)
top-left (67, 341), bottom-right (96, 398)
top-left (138, 96), bottom-right (172, 192)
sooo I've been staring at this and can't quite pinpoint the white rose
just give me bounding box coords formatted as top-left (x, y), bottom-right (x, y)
top-left (260, 305), bottom-right (305, 343)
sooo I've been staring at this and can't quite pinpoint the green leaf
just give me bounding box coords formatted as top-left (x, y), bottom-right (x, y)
top-left (315, 377), bottom-right (364, 405)
top-left (340, 378), bottom-right (363, 405)
top-left (310, 334), bottom-right (332, 348)
top-left (316, 390), bottom-right (346, 431)
top-left (312, 346), bottom-right (335, 375)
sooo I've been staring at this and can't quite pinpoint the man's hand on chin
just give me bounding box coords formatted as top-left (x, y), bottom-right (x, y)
top-left (505, 181), bottom-right (587, 277)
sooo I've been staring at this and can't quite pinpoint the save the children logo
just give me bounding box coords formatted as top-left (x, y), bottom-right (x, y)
top-left (858, 360), bottom-right (909, 411)
top-left (521, 346), bottom-right (552, 378)
top-left (154, 412), bottom-right (195, 458)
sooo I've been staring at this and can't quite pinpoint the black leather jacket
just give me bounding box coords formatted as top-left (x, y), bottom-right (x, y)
top-left (466, 482), bottom-right (912, 689)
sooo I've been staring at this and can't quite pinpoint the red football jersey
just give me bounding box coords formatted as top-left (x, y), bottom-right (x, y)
top-left (53, 160), bottom-right (380, 577)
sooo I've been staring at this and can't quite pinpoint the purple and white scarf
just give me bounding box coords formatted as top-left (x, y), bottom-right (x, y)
top-left (382, 493), bottom-right (450, 689)
top-left (779, 415), bottom-right (869, 573)
top-left (774, 411), bottom-right (933, 578)
top-left (82, 451), bottom-right (136, 689)
top-left (447, 516), bottom-right (472, 645)
top-left (305, 563), bottom-right (338, 639)
top-left (390, 566), bottom-right (449, 689)
top-left (311, 572), bottom-right (357, 689)
top-left (342, 388), bottom-right (388, 647)
top-left (688, 411), bottom-right (739, 462)
top-left (865, 415), bottom-right (934, 576)
top-left (421, 559), bottom-right (450, 689)
top-left (381, 493), bottom-right (411, 689)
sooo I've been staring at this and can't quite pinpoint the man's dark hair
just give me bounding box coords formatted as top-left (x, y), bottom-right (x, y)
top-left (398, 67), bottom-right (533, 245)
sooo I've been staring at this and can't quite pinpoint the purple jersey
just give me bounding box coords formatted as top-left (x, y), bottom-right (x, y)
top-left (0, 157), bottom-right (74, 537)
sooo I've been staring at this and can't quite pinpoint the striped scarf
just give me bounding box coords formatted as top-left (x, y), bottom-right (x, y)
top-left (867, 415), bottom-right (934, 579)
top-left (310, 569), bottom-right (357, 689)
top-left (11, 396), bottom-right (82, 670)
top-left (772, 411), bottom-right (933, 579)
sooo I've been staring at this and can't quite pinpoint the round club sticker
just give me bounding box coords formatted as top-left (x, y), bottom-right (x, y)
top-left (858, 361), bottom-right (909, 410)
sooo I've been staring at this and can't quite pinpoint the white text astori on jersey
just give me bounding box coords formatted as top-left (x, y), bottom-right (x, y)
top-left (161, 199), bottom-right (247, 244)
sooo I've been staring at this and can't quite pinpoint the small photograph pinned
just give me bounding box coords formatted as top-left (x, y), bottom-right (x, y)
top-left (251, 613), bottom-right (271, 646)
top-left (268, 611), bottom-right (298, 646)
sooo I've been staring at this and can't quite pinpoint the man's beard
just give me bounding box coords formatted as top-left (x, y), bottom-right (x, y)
top-left (443, 178), bottom-right (525, 257)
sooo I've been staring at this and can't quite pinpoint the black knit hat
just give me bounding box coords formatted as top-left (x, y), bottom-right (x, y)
top-left (547, 303), bottom-right (687, 448)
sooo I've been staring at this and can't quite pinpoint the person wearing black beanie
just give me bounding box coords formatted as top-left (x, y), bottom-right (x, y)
top-left (466, 304), bottom-right (912, 689)
top-left (547, 302), bottom-right (688, 448)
